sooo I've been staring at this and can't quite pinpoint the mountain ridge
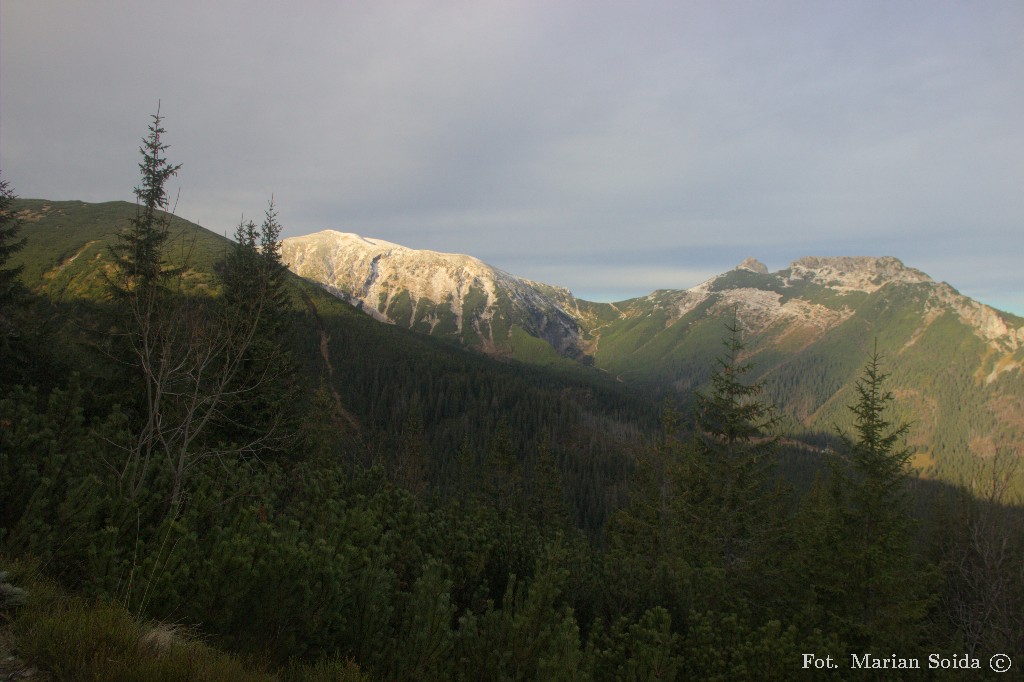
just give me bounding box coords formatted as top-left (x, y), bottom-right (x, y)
top-left (283, 229), bottom-right (588, 360)
top-left (282, 230), bottom-right (1023, 357)
top-left (282, 229), bottom-right (1024, 485)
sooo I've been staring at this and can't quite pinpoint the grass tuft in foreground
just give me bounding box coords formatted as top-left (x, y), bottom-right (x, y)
top-left (0, 557), bottom-right (370, 681)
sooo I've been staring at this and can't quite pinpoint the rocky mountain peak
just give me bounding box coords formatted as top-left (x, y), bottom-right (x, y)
top-left (281, 230), bottom-right (586, 358)
top-left (788, 256), bottom-right (933, 293)
top-left (735, 257), bottom-right (768, 274)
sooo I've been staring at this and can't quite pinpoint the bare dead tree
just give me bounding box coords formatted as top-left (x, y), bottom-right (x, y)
top-left (105, 109), bottom-right (288, 512)
top-left (941, 450), bottom-right (1024, 655)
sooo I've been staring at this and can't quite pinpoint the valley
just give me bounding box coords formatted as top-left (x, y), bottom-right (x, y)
top-left (283, 229), bottom-right (1024, 487)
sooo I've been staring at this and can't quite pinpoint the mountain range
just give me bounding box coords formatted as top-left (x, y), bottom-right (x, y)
top-left (8, 199), bottom-right (1021, 489)
top-left (283, 229), bottom-right (1024, 483)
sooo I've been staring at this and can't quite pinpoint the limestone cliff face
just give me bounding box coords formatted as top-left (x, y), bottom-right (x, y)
top-left (282, 231), bottom-right (586, 358)
top-left (787, 256), bottom-right (933, 292)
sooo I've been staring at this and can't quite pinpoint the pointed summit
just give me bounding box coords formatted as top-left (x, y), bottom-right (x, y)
top-left (736, 257), bottom-right (768, 274)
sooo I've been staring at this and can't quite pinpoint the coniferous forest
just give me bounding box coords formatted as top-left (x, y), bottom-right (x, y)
top-left (2, 113), bottom-right (1023, 680)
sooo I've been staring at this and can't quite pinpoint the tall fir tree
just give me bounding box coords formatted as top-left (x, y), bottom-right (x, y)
top-left (109, 105), bottom-right (182, 294)
top-left (827, 342), bottom-right (932, 648)
top-left (682, 313), bottom-right (781, 595)
top-left (0, 174), bottom-right (27, 309)
top-left (0, 173), bottom-right (31, 387)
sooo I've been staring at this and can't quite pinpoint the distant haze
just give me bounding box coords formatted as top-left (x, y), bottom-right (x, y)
top-left (2, 1), bottom-right (1021, 313)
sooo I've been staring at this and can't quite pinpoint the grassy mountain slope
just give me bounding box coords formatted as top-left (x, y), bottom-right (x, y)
top-left (10, 199), bottom-right (228, 297)
top-left (592, 267), bottom-right (1024, 485)
top-left (283, 232), bottom-right (1024, 488)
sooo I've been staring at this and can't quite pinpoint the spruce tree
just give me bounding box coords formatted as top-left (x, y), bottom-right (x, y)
top-left (395, 404), bottom-right (428, 497)
top-left (828, 342), bottom-right (931, 648)
top-left (695, 314), bottom-right (778, 449)
top-left (0, 174), bottom-right (30, 386)
top-left (0, 174), bottom-right (26, 309)
top-left (840, 343), bottom-right (913, 502)
top-left (222, 199), bottom-right (290, 332)
top-left (257, 198), bottom-right (288, 306)
top-left (602, 405), bottom-right (689, 621)
top-left (605, 316), bottom-right (784, 622)
top-left (222, 218), bottom-right (260, 307)
top-left (109, 105), bottom-right (182, 293)
top-left (487, 417), bottom-right (524, 513)
top-left (529, 438), bottom-right (571, 533)
top-left (683, 313), bottom-right (780, 587)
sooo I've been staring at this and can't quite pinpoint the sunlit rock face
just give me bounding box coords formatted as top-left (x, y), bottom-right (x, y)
top-left (282, 230), bottom-right (587, 358)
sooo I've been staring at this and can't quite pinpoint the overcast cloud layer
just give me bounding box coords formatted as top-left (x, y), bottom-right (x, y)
top-left (2, 1), bottom-right (1022, 312)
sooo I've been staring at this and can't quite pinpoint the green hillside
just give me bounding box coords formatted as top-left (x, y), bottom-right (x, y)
top-left (576, 272), bottom-right (1024, 490)
top-left (10, 199), bottom-right (229, 297)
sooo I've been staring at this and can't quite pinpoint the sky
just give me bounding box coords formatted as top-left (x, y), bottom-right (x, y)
top-left (2, 1), bottom-right (1022, 313)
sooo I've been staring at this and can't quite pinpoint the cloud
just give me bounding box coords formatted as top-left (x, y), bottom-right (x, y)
top-left (2, 1), bottom-right (1021, 313)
